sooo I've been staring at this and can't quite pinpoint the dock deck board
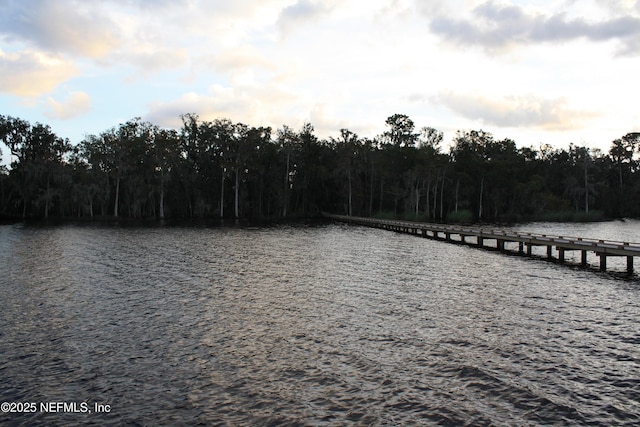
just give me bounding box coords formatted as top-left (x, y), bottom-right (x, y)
top-left (323, 213), bottom-right (640, 275)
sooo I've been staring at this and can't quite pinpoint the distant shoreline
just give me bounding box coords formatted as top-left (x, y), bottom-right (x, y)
top-left (0, 212), bottom-right (626, 227)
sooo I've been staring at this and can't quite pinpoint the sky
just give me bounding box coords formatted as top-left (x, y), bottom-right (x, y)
top-left (1, 0), bottom-right (640, 160)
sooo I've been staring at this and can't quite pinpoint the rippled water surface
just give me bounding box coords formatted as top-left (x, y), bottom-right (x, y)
top-left (1, 221), bottom-right (639, 426)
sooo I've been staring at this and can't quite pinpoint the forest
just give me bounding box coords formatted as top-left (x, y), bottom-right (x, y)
top-left (0, 113), bottom-right (639, 223)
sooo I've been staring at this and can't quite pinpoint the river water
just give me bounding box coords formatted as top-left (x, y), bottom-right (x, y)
top-left (0, 220), bottom-right (638, 426)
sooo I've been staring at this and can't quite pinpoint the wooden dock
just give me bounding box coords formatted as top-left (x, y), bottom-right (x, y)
top-left (323, 213), bottom-right (640, 275)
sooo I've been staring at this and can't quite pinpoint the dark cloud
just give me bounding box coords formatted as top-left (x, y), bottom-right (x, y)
top-left (428, 0), bottom-right (640, 55)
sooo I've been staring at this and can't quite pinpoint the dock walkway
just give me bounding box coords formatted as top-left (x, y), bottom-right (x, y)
top-left (323, 213), bottom-right (640, 275)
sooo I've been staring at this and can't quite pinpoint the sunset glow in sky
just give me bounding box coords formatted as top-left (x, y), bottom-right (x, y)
top-left (1, 0), bottom-right (639, 154)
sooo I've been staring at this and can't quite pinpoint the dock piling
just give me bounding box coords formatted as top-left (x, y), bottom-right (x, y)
top-left (323, 213), bottom-right (639, 276)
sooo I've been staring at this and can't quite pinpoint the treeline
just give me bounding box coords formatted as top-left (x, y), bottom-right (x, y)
top-left (0, 113), bottom-right (639, 222)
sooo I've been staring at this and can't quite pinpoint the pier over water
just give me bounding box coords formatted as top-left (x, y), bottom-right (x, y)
top-left (323, 213), bottom-right (640, 276)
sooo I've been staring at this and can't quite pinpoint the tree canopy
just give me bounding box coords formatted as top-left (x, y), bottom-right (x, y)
top-left (1, 113), bottom-right (639, 222)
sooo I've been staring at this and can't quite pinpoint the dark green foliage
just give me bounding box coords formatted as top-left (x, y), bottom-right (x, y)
top-left (0, 115), bottom-right (71, 218)
top-left (447, 209), bottom-right (474, 224)
top-left (1, 113), bottom-right (639, 222)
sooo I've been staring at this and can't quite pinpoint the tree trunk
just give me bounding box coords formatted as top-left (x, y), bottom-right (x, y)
top-left (440, 169), bottom-right (445, 219)
top-left (235, 167), bottom-right (240, 219)
top-left (432, 174), bottom-right (438, 220)
top-left (258, 181), bottom-right (264, 218)
top-left (220, 169), bottom-right (225, 219)
top-left (159, 186), bottom-right (165, 219)
top-left (348, 167), bottom-right (352, 216)
top-left (619, 163), bottom-right (623, 191)
top-left (455, 179), bottom-right (459, 212)
top-left (114, 177), bottom-right (120, 217)
top-left (425, 178), bottom-right (431, 220)
top-left (478, 176), bottom-right (484, 221)
top-left (283, 152), bottom-right (290, 217)
top-left (378, 178), bottom-right (383, 214)
top-left (618, 163), bottom-right (624, 216)
top-left (584, 160), bottom-right (589, 214)
top-left (368, 161), bottom-right (374, 217)
top-left (45, 176), bottom-right (50, 219)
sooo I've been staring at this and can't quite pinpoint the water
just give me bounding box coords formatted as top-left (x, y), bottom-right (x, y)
top-left (513, 219), bottom-right (640, 244)
top-left (0, 221), bottom-right (639, 426)
top-left (512, 219), bottom-right (640, 272)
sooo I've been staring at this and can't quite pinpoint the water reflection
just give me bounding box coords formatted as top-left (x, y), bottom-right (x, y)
top-left (0, 222), bottom-right (638, 425)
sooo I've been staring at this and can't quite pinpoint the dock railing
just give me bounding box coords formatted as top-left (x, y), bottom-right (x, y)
top-left (322, 213), bottom-right (640, 275)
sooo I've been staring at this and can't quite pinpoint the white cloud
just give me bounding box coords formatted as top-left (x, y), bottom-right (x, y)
top-left (0, 49), bottom-right (77, 97)
top-left (117, 48), bottom-right (190, 80)
top-left (144, 81), bottom-right (365, 138)
top-left (196, 46), bottom-right (275, 75)
top-left (0, 0), bottom-right (638, 153)
top-left (306, 103), bottom-right (351, 137)
top-left (436, 91), bottom-right (599, 130)
top-left (145, 84), bottom-right (288, 130)
top-left (0, 0), bottom-right (121, 58)
top-left (44, 91), bottom-right (92, 120)
top-left (594, 0), bottom-right (640, 15)
top-left (276, 0), bottom-right (334, 36)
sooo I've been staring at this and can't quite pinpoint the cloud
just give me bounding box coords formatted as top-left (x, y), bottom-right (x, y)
top-left (594, 0), bottom-right (640, 15)
top-left (193, 46), bottom-right (276, 88)
top-left (197, 46), bottom-right (275, 75)
top-left (117, 47), bottom-right (190, 78)
top-left (145, 84), bottom-right (285, 129)
top-left (44, 91), bottom-right (92, 120)
top-left (144, 83), bottom-right (355, 138)
top-left (276, 0), bottom-right (333, 35)
top-left (0, 0), bottom-right (294, 78)
top-left (427, 0), bottom-right (640, 55)
top-left (0, 49), bottom-right (77, 96)
top-left (307, 103), bottom-right (351, 137)
top-left (436, 91), bottom-right (599, 130)
top-left (0, 0), bottom-right (121, 58)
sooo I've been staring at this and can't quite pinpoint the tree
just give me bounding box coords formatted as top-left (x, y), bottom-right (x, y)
top-left (0, 148), bottom-right (8, 214)
top-left (228, 123), bottom-right (268, 219)
top-left (331, 128), bottom-right (360, 216)
top-left (241, 125), bottom-right (272, 217)
top-left (112, 118), bottom-right (154, 218)
top-left (277, 125), bottom-right (298, 217)
top-left (384, 114), bottom-right (418, 147)
top-left (450, 130), bottom-right (493, 221)
top-left (609, 132), bottom-right (640, 216)
top-left (178, 113), bottom-right (207, 217)
top-left (211, 118), bottom-right (236, 218)
top-left (152, 128), bottom-right (180, 219)
top-left (295, 123), bottom-right (322, 215)
top-left (2, 112), bottom-right (639, 222)
top-left (418, 126), bottom-right (443, 152)
top-left (0, 116), bottom-right (70, 218)
top-left (563, 144), bottom-right (594, 214)
top-left (449, 130), bottom-right (527, 221)
top-left (413, 136), bottom-right (446, 219)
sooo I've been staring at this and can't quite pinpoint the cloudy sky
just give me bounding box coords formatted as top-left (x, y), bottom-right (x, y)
top-left (1, 0), bottom-right (639, 155)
